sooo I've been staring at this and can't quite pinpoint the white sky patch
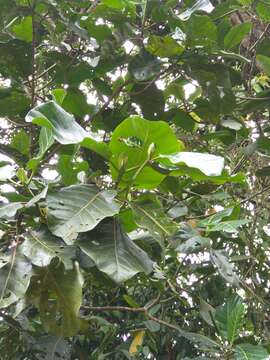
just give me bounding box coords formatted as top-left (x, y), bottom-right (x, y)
top-left (123, 40), bottom-right (134, 54)
top-left (0, 184), bottom-right (15, 193)
top-left (183, 81), bottom-right (199, 100)
top-left (41, 168), bottom-right (58, 180)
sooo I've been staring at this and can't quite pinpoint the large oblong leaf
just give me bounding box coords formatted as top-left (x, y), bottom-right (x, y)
top-left (78, 221), bottom-right (153, 283)
top-left (21, 228), bottom-right (76, 269)
top-left (0, 252), bottom-right (32, 308)
top-left (46, 184), bottom-right (120, 244)
top-left (25, 101), bottom-right (86, 145)
top-left (28, 262), bottom-right (85, 337)
top-left (158, 152), bottom-right (224, 177)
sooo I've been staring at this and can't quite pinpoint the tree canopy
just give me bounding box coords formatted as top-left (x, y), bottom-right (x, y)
top-left (0, 0), bottom-right (270, 359)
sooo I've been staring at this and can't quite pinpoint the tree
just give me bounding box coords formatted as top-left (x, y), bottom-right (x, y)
top-left (0, 0), bottom-right (270, 358)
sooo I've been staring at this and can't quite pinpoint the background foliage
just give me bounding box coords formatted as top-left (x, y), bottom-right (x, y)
top-left (0, 0), bottom-right (270, 358)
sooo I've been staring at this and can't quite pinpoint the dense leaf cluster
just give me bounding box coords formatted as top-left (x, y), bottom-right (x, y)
top-left (0, 0), bottom-right (270, 359)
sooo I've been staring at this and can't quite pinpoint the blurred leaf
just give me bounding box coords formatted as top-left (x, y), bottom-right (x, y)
top-left (147, 35), bottom-right (184, 57)
top-left (47, 184), bottom-right (120, 244)
top-left (10, 130), bottom-right (30, 156)
top-left (158, 152), bottom-right (224, 177)
top-left (0, 252), bottom-right (32, 308)
top-left (215, 295), bottom-right (245, 343)
top-left (21, 228), bottom-right (75, 269)
top-left (224, 22), bottom-right (251, 50)
top-left (234, 344), bottom-right (269, 360)
top-left (11, 16), bottom-right (33, 42)
top-left (29, 262), bottom-right (85, 337)
top-left (25, 101), bottom-right (86, 145)
top-left (210, 250), bottom-right (240, 286)
top-left (129, 51), bottom-right (161, 81)
top-left (129, 330), bottom-right (145, 355)
top-left (78, 221), bottom-right (153, 283)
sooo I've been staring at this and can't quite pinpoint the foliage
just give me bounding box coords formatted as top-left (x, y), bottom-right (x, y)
top-left (0, 0), bottom-right (270, 359)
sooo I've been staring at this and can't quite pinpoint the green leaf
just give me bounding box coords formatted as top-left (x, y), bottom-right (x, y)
top-left (224, 23), bottom-right (251, 50)
top-left (257, 55), bottom-right (270, 76)
top-left (10, 130), bottom-right (30, 156)
top-left (199, 298), bottom-right (216, 327)
top-left (256, 166), bottom-right (270, 177)
top-left (178, 330), bottom-right (220, 352)
top-left (215, 295), bottom-right (245, 343)
top-left (210, 249), bottom-right (240, 286)
top-left (78, 221), bottom-right (153, 283)
top-left (173, 224), bottom-right (211, 254)
top-left (26, 186), bottom-right (48, 208)
top-left (81, 135), bottom-right (111, 160)
top-left (208, 219), bottom-right (249, 233)
top-left (0, 87), bottom-right (30, 117)
top-left (144, 320), bottom-right (160, 332)
top-left (234, 344), bottom-right (269, 360)
top-left (158, 152), bottom-right (224, 177)
top-left (27, 127), bottom-right (54, 171)
top-left (187, 15), bottom-right (217, 48)
top-left (21, 228), bottom-right (76, 269)
top-left (198, 207), bottom-right (234, 227)
top-left (29, 262), bottom-right (85, 337)
top-left (146, 35), bottom-right (184, 57)
top-left (57, 155), bottom-right (89, 186)
top-left (61, 87), bottom-right (92, 118)
top-left (109, 116), bottom-right (182, 188)
top-left (46, 184), bottom-right (120, 244)
top-left (25, 101), bottom-right (86, 145)
top-left (256, 1), bottom-right (270, 22)
top-left (11, 16), bottom-right (33, 42)
top-left (131, 194), bottom-right (178, 248)
top-left (129, 51), bottom-right (161, 81)
top-left (0, 252), bottom-right (32, 308)
top-left (0, 202), bottom-right (23, 218)
top-left (130, 83), bottom-right (165, 120)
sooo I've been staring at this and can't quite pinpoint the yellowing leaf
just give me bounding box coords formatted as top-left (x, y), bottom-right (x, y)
top-left (129, 330), bottom-right (145, 355)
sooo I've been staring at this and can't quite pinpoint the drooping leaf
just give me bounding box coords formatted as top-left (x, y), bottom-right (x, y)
top-left (131, 194), bottom-right (178, 248)
top-left (27, 127), bottom-right (54, 171)
top-left (0, 202), bottom-right (23, 218)
top-left (173, 223), bottom-right (211, 254)
top-left (25, 101), bottom-right (87, 145)
top-left (210, 249), bottom-right (240, 286)
top-left (78, 221), bottom-right (153, 283)
top-left (46, 184), bottom-right (120, 244)
top-left (28, 262), bottom-right (85, 337)
top-left (21, 228), bottom-right (76, 269)
top-left (0, 252), bottom-right (32, 308)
